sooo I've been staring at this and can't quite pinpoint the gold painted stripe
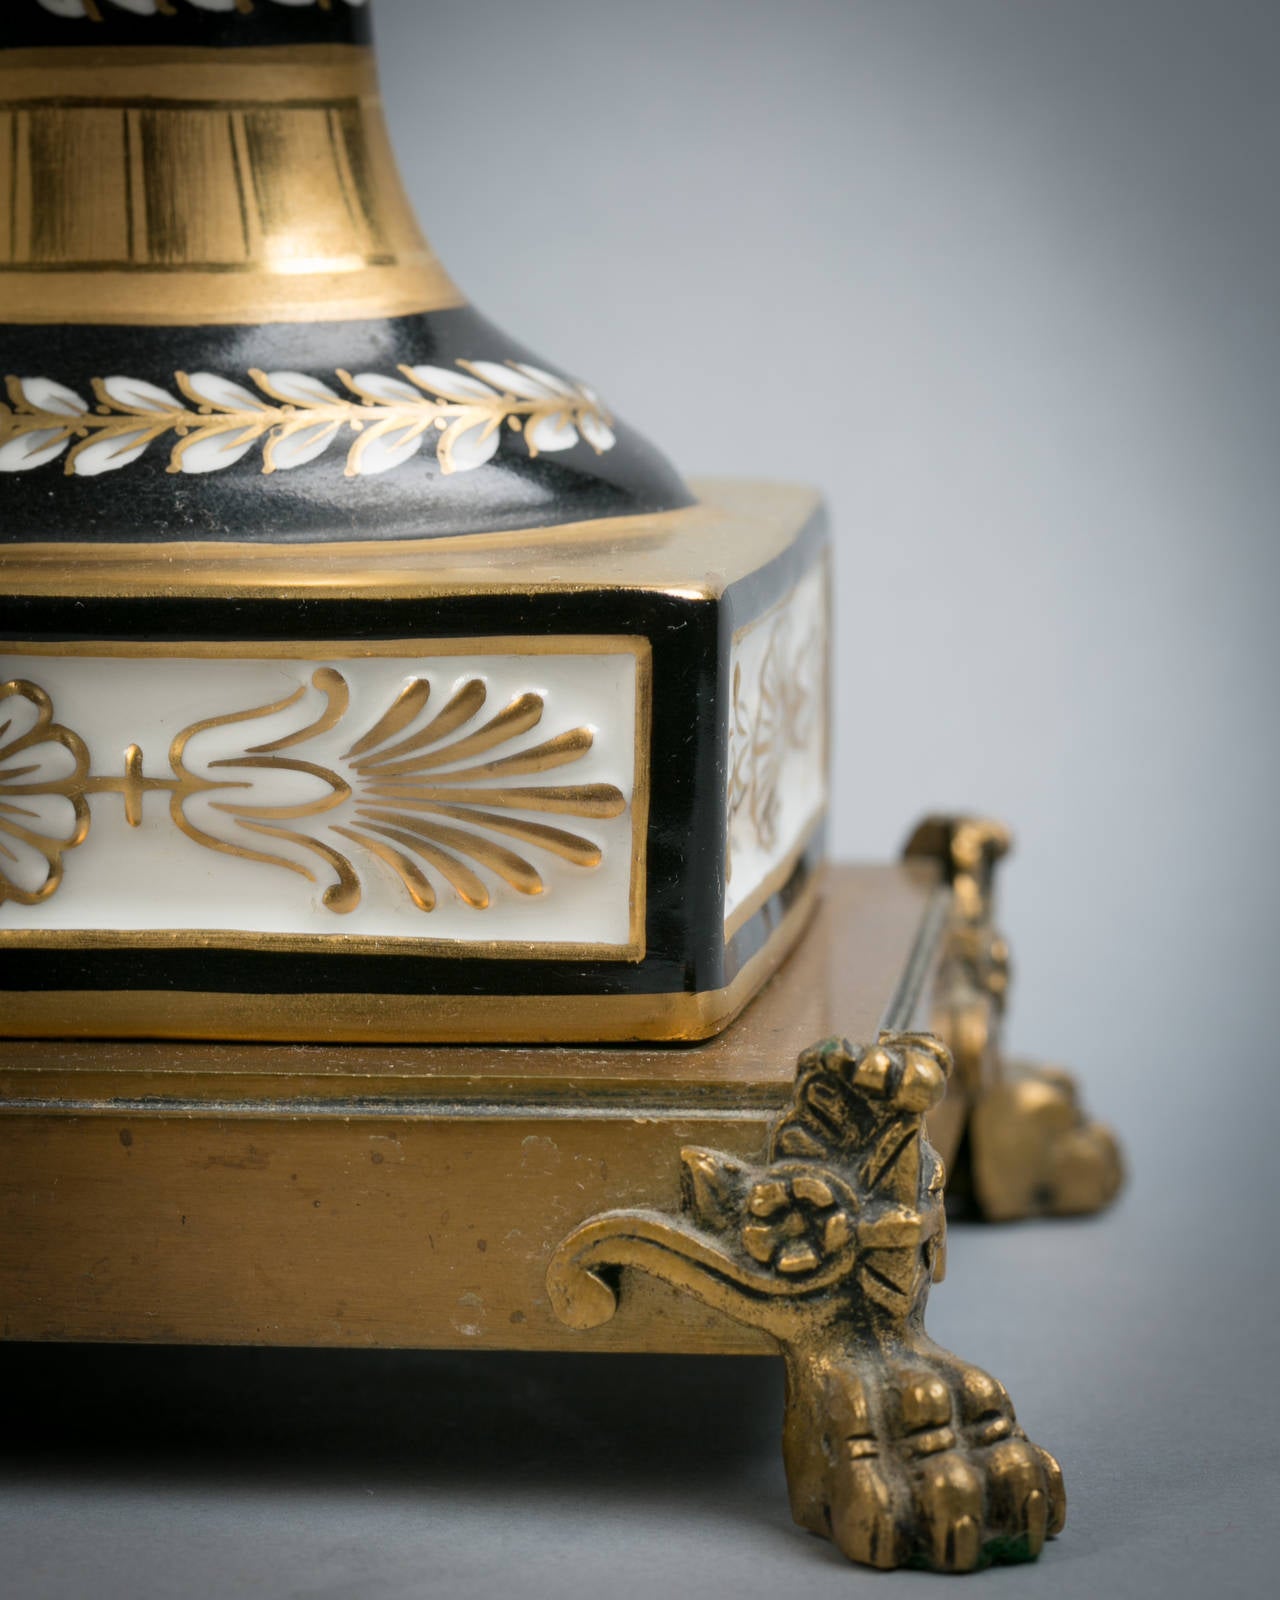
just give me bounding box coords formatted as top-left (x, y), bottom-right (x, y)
top-left (0, 872), bottom-right (819, 1045)
top-left (0, 46), bottom-right (384, 106)
top-left (1, 635), bottom-right (651, 659)
top-left (629, 641), bottom-right (654, 952)
top-left (0, 264), bottom-right (458, 323)
top-left (0, 928), bottom-right (645, 962)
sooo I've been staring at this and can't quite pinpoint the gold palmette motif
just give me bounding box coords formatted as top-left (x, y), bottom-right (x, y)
top-left (0, 361), bottom-right (616, 480)
top-left (726, 600), bottom-right (823, 883)
top-left (0, 671), bottom-right (623, 914)
top-left (0, 680), bottom-right (92, 905)
top-left (548, 1032), bottom-right (1067, 1573)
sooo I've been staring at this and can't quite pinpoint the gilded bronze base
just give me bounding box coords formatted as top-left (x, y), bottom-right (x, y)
top-left (0, 839), bottom-right (1122, 1577)
top-left (544, 820), bottom-right (1120, 1571)
top-left (549, 1032), bottom-right (1066, 1572)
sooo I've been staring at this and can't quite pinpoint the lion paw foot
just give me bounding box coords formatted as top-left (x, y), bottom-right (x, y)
top-left (792, 1353), bottom-right (1065, 1572)
top-left (971, 1061), bottom-right (1124, 1221)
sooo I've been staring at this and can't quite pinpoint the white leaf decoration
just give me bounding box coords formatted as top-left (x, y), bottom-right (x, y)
top-left (351, 419), bottom-right (430, 476)
top-left (437, 415), bottom-right (501, 474)
top-left (346, 371), bottom-right (422, 405)
top-left (525, 413), bottom-right (580, 454)
top-left (1, 357), bottom-right (616, 479)
top-left (178, 426), bottom-right (263, 475)
top-left (463, 361), bottom-right (560, 399)
top-left (70, 426), bottom-right (159, 477)
top-left (258, 370), bottom-right (342, 406)
top-left (405, 365), bottom-right (500, 402)
top-left (579, 412), bottom-right (617, 453)
top-left (100, 377), bottom-right (180, 413)
top-left (18, 378), bottom-right (87, 417)
top-left (0, 429), bottom-right (74, 473)
top-left (510, 362), bottom-right (580, 398)
top-left (181, 372), bottom-right (271, 412)
top-left (266, 420), bottom-right (341, 473)
top-left (35, 0), bottom-right (90, 16)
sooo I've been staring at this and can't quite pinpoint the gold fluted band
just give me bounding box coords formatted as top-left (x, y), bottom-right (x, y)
top-left (0, 46), bottom-right (461, 324)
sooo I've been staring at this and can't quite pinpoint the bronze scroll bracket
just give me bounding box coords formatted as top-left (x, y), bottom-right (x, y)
top-left (547, 1031), bottom-right (1066, 1572)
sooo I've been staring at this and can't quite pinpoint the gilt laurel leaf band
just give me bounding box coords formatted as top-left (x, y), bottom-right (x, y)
top-left (0, 360), bottom-right (616, 479)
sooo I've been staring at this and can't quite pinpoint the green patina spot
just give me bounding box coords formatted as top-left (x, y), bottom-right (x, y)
top-left (981, 1531), bottom-right (1039, 1565)
top-left (904, 1531), bottom-right (1039, 1572)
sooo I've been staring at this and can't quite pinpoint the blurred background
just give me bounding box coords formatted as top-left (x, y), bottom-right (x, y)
top-left (364, 0), bottom-right (1280, 1583)
top-left (7, 3), bottom-right (1277, 1597)
top-left (377, 0), bottom-right (1279, 1156)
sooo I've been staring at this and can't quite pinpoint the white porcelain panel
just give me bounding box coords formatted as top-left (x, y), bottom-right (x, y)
top-left (724, 560), bottom-right (828, 932)
top-left (0, 641), bottom-right (646, 954)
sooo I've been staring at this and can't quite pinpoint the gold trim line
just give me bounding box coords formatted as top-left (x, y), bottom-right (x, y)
top-left (0, 874), bottom-right (820, 1045)
top-left (724, 810), bottom-right (824, 942)
top-left (0, 481), bottom-right (824, 601)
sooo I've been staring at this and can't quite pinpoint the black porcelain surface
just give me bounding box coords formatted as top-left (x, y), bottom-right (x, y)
top-left (0, 309), bottom-right (693, 545)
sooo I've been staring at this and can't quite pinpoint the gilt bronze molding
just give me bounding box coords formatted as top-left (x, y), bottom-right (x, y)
top-left (906, 815), bottom-right (1125, 1222)
top-left (548, 1031), bottom-right (1065, 1572)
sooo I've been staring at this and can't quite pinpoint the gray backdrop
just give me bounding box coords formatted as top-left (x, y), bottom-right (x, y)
top-left (6, 2), bottom-right (1279, 1597)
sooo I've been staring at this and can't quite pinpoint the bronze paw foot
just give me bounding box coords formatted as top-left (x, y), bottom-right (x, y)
top-left (784, 1344), bottom-right (1064, 1569)
top-left (547, 1032), bottom-right (1066, 1572)
top-left (970, 1061), bottom-right (1124, 1221)
top-left (905, 814), bottom-right (1125, 1222)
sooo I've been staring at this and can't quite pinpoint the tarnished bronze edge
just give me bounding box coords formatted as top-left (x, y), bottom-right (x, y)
top-left (0, 1094), bottom-right (780, 1121)
top-left (880, 875), bottom-right (952, 1033)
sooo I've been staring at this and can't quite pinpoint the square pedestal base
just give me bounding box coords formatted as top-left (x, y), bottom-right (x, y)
top-left (0, 862), bottom-right (947, 1355)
